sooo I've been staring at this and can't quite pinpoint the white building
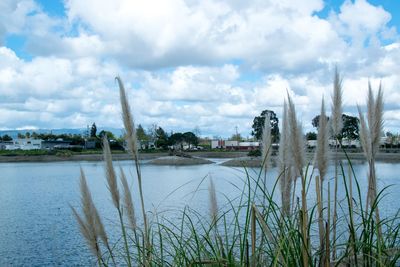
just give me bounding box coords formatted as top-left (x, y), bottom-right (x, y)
top-left (5, 138), bottom-right (42, 150)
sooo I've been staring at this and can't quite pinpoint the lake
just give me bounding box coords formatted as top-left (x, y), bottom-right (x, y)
top-left (0, 158), bottom-right (399, 266)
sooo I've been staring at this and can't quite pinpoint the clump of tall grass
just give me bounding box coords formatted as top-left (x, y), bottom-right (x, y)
top-left (73, 75), bottom-right (400, 266)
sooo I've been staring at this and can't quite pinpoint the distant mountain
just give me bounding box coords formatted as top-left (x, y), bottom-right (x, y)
top-left (0, 128), bottom-right (124, 139)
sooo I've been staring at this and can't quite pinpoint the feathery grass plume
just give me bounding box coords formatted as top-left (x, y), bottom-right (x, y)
top-left (286, 93), bottom-right (304, 177)
top-left (120, 167), bottom-right (137, 230)
top-left (116, 76), bottom-right (149, 265)
top-left (103, 136), bottom-right (120, 209)
top-left (261, 114), bottom-right (272, 172)
top-left (331, 67), bottom-right (343, 261)
top-left (116, 76), bottom-right (138, 157)
top-left (72, 168), bottom-right (104, 263)
top-left (331, 67), bottom-right (343, 137)
top-left (286, 93), bottom-right (309, 266)
top-left (316, 97), bottom-right (329, 181)
top-left (358, 105), bottom-right (371, 161)
top-left (278, 100), bottom-right (292, 216)
top-left (71, 206), bottom-right (98, 256)
top-left (209, 177), bottom-right (218, 225)
top-left (358, 83), bottom-right (384, 241)
top-left (369, 82), bottom-right (383, 156)
top-left (315, 97), bottom-right (329, 261)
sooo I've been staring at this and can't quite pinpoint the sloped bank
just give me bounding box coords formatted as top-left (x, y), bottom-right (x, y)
top-left (220, 157), bottom-right (262, 167)
top-left (148, 156), bottom-right (214, 165)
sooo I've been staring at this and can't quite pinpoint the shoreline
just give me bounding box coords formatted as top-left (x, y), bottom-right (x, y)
top-left (0, 151), bottom-right (399, 164)
top-left (0, 151), bottom-right (246, 163)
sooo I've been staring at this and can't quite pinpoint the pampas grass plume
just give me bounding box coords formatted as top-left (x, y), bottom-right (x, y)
top-left (116, 76), bottom-right (138, 157)
top-left (120, 167), bottom-right (137, 230)
top-left (316, 97), bottom-right (329, 180)
top-left (103, 136), bottom-right (120, 209)
top-left (278, 101), bottom-right (292, 215)
top-left (209, 177), bottom-right (218, 224)
top-left (287, 93), bottom-right (305, 177)
top-left (331, 67), bottom-right (343, 137)
top-left (261, 114), bottom-right (272, 171)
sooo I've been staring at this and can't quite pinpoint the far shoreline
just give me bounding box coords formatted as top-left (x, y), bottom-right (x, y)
top-left (0, 151), bottom-right (399, 165)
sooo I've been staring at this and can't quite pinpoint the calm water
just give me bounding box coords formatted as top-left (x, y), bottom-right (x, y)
top-left (0, 159), bottom-right (399, 266)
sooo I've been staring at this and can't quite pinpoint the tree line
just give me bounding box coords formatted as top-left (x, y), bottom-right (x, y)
top-left (251, 109), bottom-right (361, 142)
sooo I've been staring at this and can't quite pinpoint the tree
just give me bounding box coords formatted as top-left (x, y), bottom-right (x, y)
top-left (17, 133), bottom-right (25, 139)
top-left (306, 132), bottom-right (317, 140)
top-left (2, 134), bottom-right (12, 141)
top-left (341, 114), bottom-right (359, 140)
top-left (183, 132), bottom-right (198, 148)
top-left (169, 132), bottom-right (184, 148)
top-left (251, 110), bottom-right (279, 142)
top-left (312, 114), bottom-right (359, 139)
top-left (155, 127), bottom-right (169, 149)
top-left (98, 130), bottom-right (116, 140)
top-left (312, 115), bottom-right (330, 128)
top-left (31, 132), bottom-right (39, 139)
top-left (136, 124), bottom-right (148, 141)
top-left (90, 123), bottom-right (97, 138)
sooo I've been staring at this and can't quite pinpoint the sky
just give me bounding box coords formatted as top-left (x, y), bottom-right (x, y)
top-left (0, 0), bottom-right (399, 138)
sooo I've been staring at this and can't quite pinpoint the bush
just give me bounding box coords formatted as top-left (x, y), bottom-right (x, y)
top-left (247, 149), bottom-right (261, 157)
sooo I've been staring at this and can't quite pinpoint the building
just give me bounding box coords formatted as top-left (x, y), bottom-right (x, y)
top-left (41, 140), bottom-right (71, 150)
top-left (5, 138), bottom-right (42, 150)
top-left (0, 141), bottom-right (13, 150)
top-left (211, 140), bottom-right (259, 150)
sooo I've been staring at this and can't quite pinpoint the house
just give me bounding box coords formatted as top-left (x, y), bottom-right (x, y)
top-left (5, 138), bottom-right (42, 150)
top-left (238, 141), bottom-right (260, 150)
top-left (41, 140), bottom-right (71, 150)
top-left (0, 141), bottom-right (13, 150)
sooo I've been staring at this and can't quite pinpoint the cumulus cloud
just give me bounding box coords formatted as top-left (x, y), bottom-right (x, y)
top-left (0, 0), bottom-right (399, 136)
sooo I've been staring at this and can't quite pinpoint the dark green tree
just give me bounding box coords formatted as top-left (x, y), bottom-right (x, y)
top-left (341, 114), bottom-right (359, 140)
top-left (90, 123), bottom-right (97, 138)
top-left (136, 124), bottom-right (148, 141)
top-left (169, 132), bottom-right (184, 147)
top-left (31, 132), bottom-right (39, 139)
top-left (306, 132), bottom-right (317, 140)
top-left (312, 113), bottom-right (359, 139)
top-left (98, 130), bottom-right (116, 140)
top-left (155, 127), bottom-right (169, 149)
top-left (251, 110), bottom-right (279, 142)
top-left (2, 134), bottom-right (12, 141)
top-left (312, 115), bottom-right (330, 128)
top-left (183, 132), bottom-right (198, 148)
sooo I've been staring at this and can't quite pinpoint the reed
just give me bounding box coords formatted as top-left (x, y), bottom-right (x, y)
top-left (286, 93), bottom-right (309, 267)
top-left (116, 76), bottom-right (150, 264)
top-left (358, 81), bottom-right (384, 240)
top-left (315, 97), bottom-right (329, 263)
top-left (331, 66), bottom-right (343, 261)
top-left (278, 100), bottom-right (292, 216)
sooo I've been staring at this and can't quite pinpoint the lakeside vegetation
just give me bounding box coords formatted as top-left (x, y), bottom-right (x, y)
top-left (71, 73), bottom-right (400, 266)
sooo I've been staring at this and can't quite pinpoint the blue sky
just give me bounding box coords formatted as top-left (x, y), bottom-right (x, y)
top-left (1, 0), bottom-right (400, 137)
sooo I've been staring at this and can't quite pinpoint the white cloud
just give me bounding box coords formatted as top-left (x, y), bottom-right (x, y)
top-left (0, 0), bottom-right (399, 136)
